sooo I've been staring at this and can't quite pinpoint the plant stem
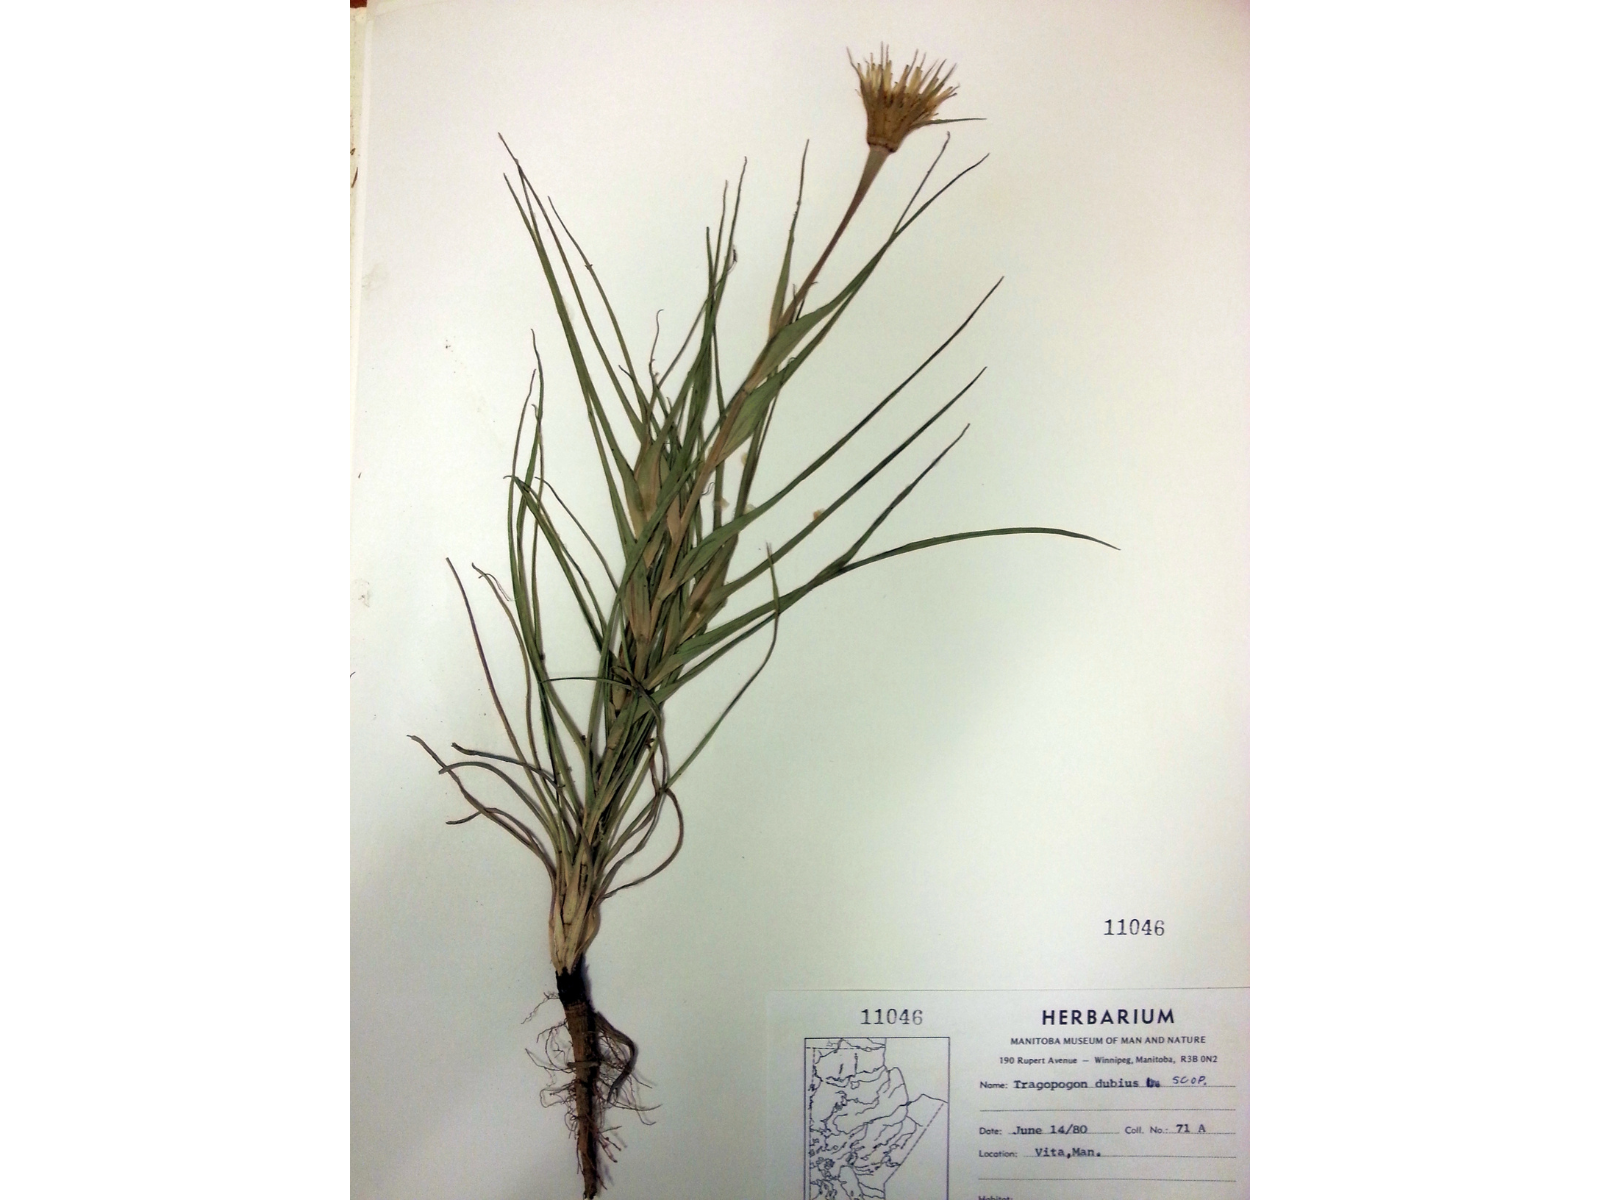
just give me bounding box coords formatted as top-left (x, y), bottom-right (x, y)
top-left (779, 144), bottom-right (888, 328)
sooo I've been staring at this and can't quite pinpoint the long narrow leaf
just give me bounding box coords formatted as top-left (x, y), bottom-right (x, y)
top-left (683, 279), bottom-right (1003, 579)
top-left (840, 525), bottom-right (1120, 573)
top-left (712, 369), bottom-right (985, 602)
top-left (769, 143), bottom-right (807, 337)
top-left (667, 551), bottom-right (782, 786)
top-left (663, 426), bottom-right (972, 686)
top-left (546, 199), bottom-right (648, 436)
top-left (508, 481), bottom-right (605, 647)
top-left (501, 150), bottom-right (640, 547)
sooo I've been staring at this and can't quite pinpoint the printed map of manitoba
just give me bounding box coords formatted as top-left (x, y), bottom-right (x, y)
top-left (804, 1038), bottom-right (949, 1200)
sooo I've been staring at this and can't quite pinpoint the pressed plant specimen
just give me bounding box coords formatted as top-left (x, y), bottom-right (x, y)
top-left (413, 49), bottom-right (1112, 1197)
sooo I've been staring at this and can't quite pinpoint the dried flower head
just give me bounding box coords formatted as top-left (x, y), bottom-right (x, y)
top-left (849, 46), bottom-right (958, 153)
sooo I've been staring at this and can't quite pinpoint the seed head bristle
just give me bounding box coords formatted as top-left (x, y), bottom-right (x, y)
top-left (849, 45), bottom-right (958, 153)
